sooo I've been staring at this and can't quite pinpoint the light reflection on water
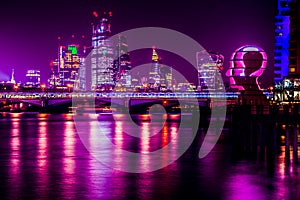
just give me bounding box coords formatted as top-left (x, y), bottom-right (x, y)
top-left (0, 113), bottom-right (299, 199)
top-left (37, 121), bottom-right (48, 198)
top-left (9, 120), bottom-right (21, 199)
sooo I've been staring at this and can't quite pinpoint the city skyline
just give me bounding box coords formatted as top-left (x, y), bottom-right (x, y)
top-left (0, 0), bottom-right (276, 87)
top-left (0, 2), bottom-right (299, 199)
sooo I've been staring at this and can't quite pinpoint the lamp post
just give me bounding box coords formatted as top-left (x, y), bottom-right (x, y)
top-left (67, 84), bottom-right (72, 93)
top-left (13, 85), bottom-right (18, 92)
top-left (40, 84), bottom-right (46, 95)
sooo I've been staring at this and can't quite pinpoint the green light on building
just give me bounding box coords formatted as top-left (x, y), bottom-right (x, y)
top-left (68, 46), bottom-right (78, 55)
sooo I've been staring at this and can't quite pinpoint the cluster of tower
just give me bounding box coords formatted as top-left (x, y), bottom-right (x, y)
top-left (48, 11), bottom-right (132, 92)
top-left (45, 10), bottom-right (273, 93)
top-left (146, 48), bottom-right (173, 91)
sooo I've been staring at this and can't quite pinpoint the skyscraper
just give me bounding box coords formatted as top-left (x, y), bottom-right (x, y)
top-left (274, 0), bottom-right (291, 83)
top-left (49, 35), bottom-right (86, 90)
top-left (113, 35), bottom-right (132, 87)
top-left (197, 51), bottom-right (224, 91)
top-left (160, 65), bottom-right (172, 90)
top-left (90, 11), bottom-right (115, 91)
top-left (10, 69), bottom-right (16, 85)
top-left (58, 45), bottom-right (81, 88)
top-left (24, 70), bottom-right (40, 88)
top-left (48, 59), bottom-right (60, 88)
top-left (149, 48), bottom-right (161, 87)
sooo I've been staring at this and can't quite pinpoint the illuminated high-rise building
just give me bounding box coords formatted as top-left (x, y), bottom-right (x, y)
top-left (57, 45), bottom-right (81, 88)
top-left (10, 69), bottom-right (16, 85)
top-left (149, 48), bottom-right (161, 87)
top-left (197, 51), bottom-right (224, 91)
top-left (90, 11), bottom-right (115, 91)
top-left (24, 70), bottom-right (40, 88)
top-left (49, 34), bottom-right (87, 89)
top-left (274, 0), bottom-right (291, 83)
top-left (288, 0), bottom-right (300, 76)
top-left (48, 59), bottom-right (60, 88)
top-left (159, 63), bottom-right (172, 90)
top-left (113, 35), bottom-right (132, 87)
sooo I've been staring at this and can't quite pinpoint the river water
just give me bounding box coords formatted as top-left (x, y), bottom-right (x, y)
top-left (0, 113), bottom-right (299, 200)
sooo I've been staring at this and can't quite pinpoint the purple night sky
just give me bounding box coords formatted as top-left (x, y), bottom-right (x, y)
top-left (0, 0), bottom-right (276, 87)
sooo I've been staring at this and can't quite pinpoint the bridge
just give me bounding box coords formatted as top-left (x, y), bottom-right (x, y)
top-left (0, 91), bottom-right (273, 112)
top-left (0, 91), bottom-right (241, 99)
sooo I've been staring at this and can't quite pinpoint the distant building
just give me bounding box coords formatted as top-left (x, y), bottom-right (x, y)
top-left (274, 0), bottom-right (291, 83)
top-left (197, 51), bottom-right (224, 91)
top-left (113, 35), bottom-right (132, 88)
top-left (160, 65), bottom-right (172, 90)
top-left (9, 69), bottom-right (16, 85)
top-left (24, 70), bottom-right (40, 88)
top-left (149, 48), bottom-right (161, 87)
top-left (48, 59), bottom-right (60, 88)
top-left (48, 40), bottom-right (85, 90)
top-left (58, 45), bottom-right (81, 88)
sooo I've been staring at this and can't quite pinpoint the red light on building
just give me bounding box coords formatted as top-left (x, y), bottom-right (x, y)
top-left (109, 11), bottom-right (112, 16)
top-left (163, 100), bottom-right (168, 106)
top-left (93, 11), bottom-right (98, 18)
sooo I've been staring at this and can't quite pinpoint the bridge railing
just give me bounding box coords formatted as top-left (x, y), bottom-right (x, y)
top-left (0, 91), bottom-right (242, 99)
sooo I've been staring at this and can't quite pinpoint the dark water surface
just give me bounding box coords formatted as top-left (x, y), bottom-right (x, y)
top-left (0, 113), bottom-right (299, 200)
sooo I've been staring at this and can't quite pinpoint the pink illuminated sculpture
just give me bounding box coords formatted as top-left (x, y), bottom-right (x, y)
top-left (226, 45), bottom-right (268, 105)
top-left (226, 45), bottom-right (267, 91)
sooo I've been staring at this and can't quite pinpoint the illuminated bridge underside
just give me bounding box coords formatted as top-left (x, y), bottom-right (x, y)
top-left (1, 92), bottom-right (240, 99)
top-left (0, 92), bottom-right (244, 108)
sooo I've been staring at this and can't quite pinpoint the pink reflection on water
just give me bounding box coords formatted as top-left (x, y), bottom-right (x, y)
top-left (278, 146), bottom-right (290, 179)
top-left (141, 122), bottom-right (150, 153)
top-left (87, 120), bottom-right (113, 199)
top-left (38, 113), bottom-right (49, 121)
top-left (161, 124), bottom-right (170, 169)
top-left (9, 120), bottom-right (21, 198)
top-left (274, 146), bottom-right (300, 199)
top-left (169, 123), bottom-right (179, 162)
top-left (10, 121), bottom-right (20, 174)
top-left (63, 121), bottom-right (76, 176)
top-left (162, 125), bottom-right (168, 147)
top-left (61, 121), bottom-right (78, 198)
top-left (113, 121), bottom-right (124, 167)
top-left (37, 121), bottom-right (49, 197)
top-left (139, 122), bottom-right (151, 172)
top-left (225, 174), bottom-right (266, 200)
top-left (37, 121), bottom-right (48, 168)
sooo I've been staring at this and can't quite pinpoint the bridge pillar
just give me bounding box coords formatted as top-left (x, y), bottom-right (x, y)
top-left (41, 97), bottom-right (49, 108)
top-left (124, 98), bottom-right (129, 108)
top-left (12, 103), bottom-right (20, 111)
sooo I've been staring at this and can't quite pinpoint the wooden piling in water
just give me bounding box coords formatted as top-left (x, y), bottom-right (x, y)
top-left (285, 125), bottom-right (290, 165)
top-left (293, 123), bottom-right (298, 163)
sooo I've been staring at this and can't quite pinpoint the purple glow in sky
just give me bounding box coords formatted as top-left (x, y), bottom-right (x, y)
top-left (0, 0), bottom-right (276, 87)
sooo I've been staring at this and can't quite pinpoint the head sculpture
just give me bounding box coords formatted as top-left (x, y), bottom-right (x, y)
top-left (226, 45), bottom-right (267, 90)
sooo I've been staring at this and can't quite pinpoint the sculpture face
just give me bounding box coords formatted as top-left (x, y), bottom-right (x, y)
top-left (226, 45), bottom-right (267, 90)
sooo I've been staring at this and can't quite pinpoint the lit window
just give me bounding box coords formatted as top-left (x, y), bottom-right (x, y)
top-left (290, 68), bottom-right (296, 73)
